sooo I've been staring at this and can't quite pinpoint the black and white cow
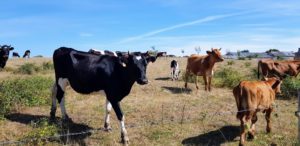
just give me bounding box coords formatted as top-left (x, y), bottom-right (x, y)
top-left (50, 47), bottom-right (157, 144)
top-left (12, 52), bottom-right (20, 58)
top-left (170, 60), bottom-right (180, 80)
top-left (88, 49), bottom-right (117, 56)
top-left (23, 50), bottom-right (31, 58)
top-left (0, 45), bottom-right (14, 68)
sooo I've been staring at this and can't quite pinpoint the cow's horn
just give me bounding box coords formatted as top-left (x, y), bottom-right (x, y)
top-left (219, 48), bottom-right (222, 51)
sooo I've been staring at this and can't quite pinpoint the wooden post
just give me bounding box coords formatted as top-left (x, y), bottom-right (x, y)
top-left (296, 89), bottom-right (300, 143)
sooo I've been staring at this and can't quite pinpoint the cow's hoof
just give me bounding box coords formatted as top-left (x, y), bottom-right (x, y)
top-left (121, 137), bottom-right (129, 145)
top-left (247, 133), bottom-right (255, 140)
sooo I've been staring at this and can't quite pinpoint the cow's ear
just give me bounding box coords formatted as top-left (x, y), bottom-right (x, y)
top-left (147, 56), bottom-right (156, 63)
top-left (9, 47), bottom-right (14, 51)
top-left (206, 51), bottom-right (212, 54)
top-left (271, 79), bottom-right (281, 89)
top-left (143, 51), bottom-right (149, 57)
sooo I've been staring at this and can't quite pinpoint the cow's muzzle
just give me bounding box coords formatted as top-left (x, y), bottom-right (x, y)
top-left (137, 78), bottom-right (148, 85)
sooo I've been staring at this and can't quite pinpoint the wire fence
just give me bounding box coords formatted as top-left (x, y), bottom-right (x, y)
top-left (0, 100), bottom-right (297, 146)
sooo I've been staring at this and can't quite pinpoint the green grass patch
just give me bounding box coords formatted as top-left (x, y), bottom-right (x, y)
top-left (0, 76), bottom-right (54, 119)
top-left (214, 67), bottom-right (243, 89)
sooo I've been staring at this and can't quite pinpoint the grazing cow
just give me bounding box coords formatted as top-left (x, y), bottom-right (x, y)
top-left (258, 59), bottom-right (300, 80)
top-left (233, 77), bottom-right (282, 146)
top-left (23, 50), bottom-right (31, 58)
top-left (88, 49), bottom-right (117, 56)
top-left (0, 45), bottom-right (14, 68)
top-left (50, 47), bottom-right (157, 144)
top-left (184, 48), bottom-right (224, 91)
top-left (12, 52), bottom-right (20, 58)
top-left (170, 60), bottom-right (180, 80)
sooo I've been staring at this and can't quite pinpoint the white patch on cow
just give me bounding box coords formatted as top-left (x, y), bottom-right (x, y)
top-left (136, 56), bottom-right (142, 60)
top-left (60, 97), bottom-right (67, 119)
top-left (58, 78), bottom-right (69, 91)
top-left (120, 117), bottom-right (127, 134)
top-left (105, 99), bottom-right (112, 124)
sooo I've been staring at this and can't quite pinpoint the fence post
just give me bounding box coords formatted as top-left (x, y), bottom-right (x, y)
top-left (296, 89), bottom-right (300, 144)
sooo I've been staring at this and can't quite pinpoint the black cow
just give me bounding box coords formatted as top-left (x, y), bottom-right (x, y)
top-left (0, 45), bottom-right (14, 68)
top-left (23, 50), bottom-right (31, 58)
top-left (88, 49), bottom-right (117, 56)
top-left (12, 52), bottom-right (20, 58)
top-left (50, 47), bottom-right (157, 144)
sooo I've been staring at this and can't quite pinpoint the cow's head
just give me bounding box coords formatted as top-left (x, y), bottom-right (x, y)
top-left (121, 52), bottom-right (156, 85)
top-left (264, 77), bottom-right (282, 94)
top-left (0, 45), bottom-right (14, 59)
top-left (206, 48), bottom-right (224, 62)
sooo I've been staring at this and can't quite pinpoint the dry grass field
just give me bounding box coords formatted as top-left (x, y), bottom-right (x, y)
top-left (0, 57), bottom-right (298, 146)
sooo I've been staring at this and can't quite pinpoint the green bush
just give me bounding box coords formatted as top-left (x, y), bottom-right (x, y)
top-left (0, 76), bottom-right (53, 118)
top-left (214, 67), bottom-right (243, 88)
top-left (244, 62), bottom-right (251, 68)
top-left (227, 60), bottom-right (235, 65)
top-left (15, 63), bottom-right (41, 75)
top-left (279, 76), bottom-right (300, 99)
top-left (42, 62), bottom-right (54, 71)
top-left (23, 118), bottom-right (59, 146)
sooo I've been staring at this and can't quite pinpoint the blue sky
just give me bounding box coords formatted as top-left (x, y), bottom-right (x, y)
top-left (0, 0), bottom-right (300, 57)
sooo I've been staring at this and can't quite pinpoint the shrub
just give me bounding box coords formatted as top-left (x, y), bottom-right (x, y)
top-left (279, 76), bottom-right (300, 99)
top-left (42, 62), bottom-right (54, 71)
top-left (244, 62), bottom-right (251, 68)
top-left (214, 67), bottom-right (243, 88)
top-left (0, 76), bottom-right (53, 118)
top-left (23, 118), bottom-right (59, 146)
top-left (15, 63), bottom-right (41, 75)
top-left (227, 60), bottom-right (235, 65)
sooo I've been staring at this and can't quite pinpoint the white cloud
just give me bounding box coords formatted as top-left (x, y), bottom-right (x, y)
top-left (118, 12), bottom-right (246, 44)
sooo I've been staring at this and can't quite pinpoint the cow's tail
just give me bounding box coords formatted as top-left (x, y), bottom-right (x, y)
top-left (233, 84), bottom-right (242, 119)
top-left (257, 60), bottom-right (261, 79)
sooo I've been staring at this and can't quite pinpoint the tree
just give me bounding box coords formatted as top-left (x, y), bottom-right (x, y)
top-left (195, 46), bottom-right (201, 54)
top-left (181, 49), bottom-right (185, 56)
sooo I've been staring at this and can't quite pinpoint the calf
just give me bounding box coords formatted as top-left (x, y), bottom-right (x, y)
top-left (233, 77), bottom-right (281, 146)
top-left (23, 50), bottom-right (31, 58)
top-left (50, 47), bottom-right (157, 144)
top-left (184, 48), bottom-right (224, 91)
top-left (258, 59), bottom-right (300, 79)
top-left (0, 45), bottom-right (14, 68)
top-left (170, 60), bottom-right (180, 80)
top-left (12, 52), bottom-right (20, 58)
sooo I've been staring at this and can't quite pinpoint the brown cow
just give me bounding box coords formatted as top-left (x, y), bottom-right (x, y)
top-left (257, 59), bottom-right (300, 79)
top-left (233, 77), bottom-right (281, 146)
top-left (184, 48), bottom-right (224, 91)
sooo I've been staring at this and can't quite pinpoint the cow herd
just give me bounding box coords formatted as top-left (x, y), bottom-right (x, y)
top-left (1, 45), bottom-right (299, 145)
top-left (0, 44), bottom-right (31, 68)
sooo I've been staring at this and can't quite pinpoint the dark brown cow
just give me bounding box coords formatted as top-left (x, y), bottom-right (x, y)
top-left (233, 77), bottom-right (281, 146)
top-left (257, 59), bottom-right (300, 79)
top-left (184, 48), bottom-right (224, 91)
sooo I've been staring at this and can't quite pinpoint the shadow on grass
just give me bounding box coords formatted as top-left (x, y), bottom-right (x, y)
top-left (155, 77), bottom-right (171, 81)
top-left (162, 86), bottom-right (192, 94)
top-left (5, 113), bottom-right (94, 146)
top-left (182, 125), bottom-right (240, 146)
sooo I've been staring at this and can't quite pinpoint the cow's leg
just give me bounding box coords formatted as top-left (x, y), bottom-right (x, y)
top-left (111, 101), bottom-right (129, 144)
top-left (203, 76), bottom-right (208, 91)
top-left (195, 76), bottom-right (199, 89)
top-left (50, 83), bottom-right (58, 120)
top-left (239, 116), bottom-right (249, 146)
top-left (248, 113), bottom-right (257, 140)
top-left (265, 108), bottom-right (273, 133)
top-left (57, 78), bottom-right (70, 120)
top-left (104, 99), bottom-right (112, 131)
top-left (208, 76), bottom-right (212, 91)
top-left (184, 70), bottom-right (189, 88)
